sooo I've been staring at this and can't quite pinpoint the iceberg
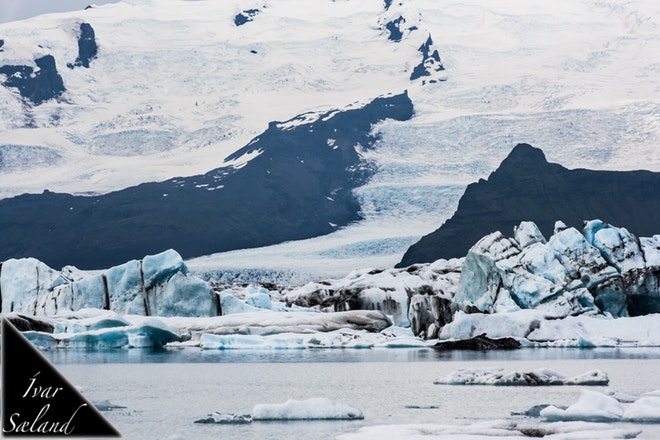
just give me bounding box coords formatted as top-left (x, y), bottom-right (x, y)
top-left (200, 333), bottom-right (307, 350)
top-left (106, 259), bottom-right (146, 315)
top-left (244, 286), bottom-right (273, 310)
top-left (283, 259), bottom-right (462, 337)
top-left (142, 249), bottom-right (189, 289)
top-left (540, 389), bottom-right (624, 422)
top-left (92, 400), bottom-right (126, 411)
top-left (0, 249), bottom-right (220, 318)
top-left (0, 257), bottom-right (62, 315)
top-left (160, 310), bottom-right (392, 339)
top-left (434, 368), bottom-right (609, 386)
top-left (218, 291), bottom-right (263, 315)
top-left (623, 391), bottom-right (660, 422)
top-left (197, 327), bottom-right (432, 350)
top-left (252, 398), bottom-right (363, 420)
top-left (23, 318), bottom-right (180, 349)
top-left (146, 272), bottom-right (218, 317)
top-left (440, 310), bottom-right (660, 347)
top-left (452, 220), bottom-right (660, 319)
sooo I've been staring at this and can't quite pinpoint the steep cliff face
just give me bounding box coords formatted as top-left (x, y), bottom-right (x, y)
top-left (398, 144), bottom-right (660, 267)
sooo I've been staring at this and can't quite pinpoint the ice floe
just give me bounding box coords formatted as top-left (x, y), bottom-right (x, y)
top-left (439, 310), bottom-right (660, 347)
top-left (23, 318), bottom-right (181, 350)
top-left (252, 398), bottom-right (364, 420)
top-left (194, 413), bottom-right (252, 424)
top-left (195, 398), bottom-right (364, 425)
top-left (541, 389), bottom-right (625, 422)
top-left (623, 391), bottom-right (660, 422)
top-left (434, 368), bottom-right (609, 386)
top-left (541, 389), bottom-right (660, 423)
top-left (336, 420), bottom-right (642, 439)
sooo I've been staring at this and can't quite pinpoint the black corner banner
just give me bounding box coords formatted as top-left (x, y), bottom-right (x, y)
top-left (1, 317), bottom-right (121, 437)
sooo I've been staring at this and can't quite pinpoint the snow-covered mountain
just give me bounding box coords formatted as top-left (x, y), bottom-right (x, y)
top-left (0, 92), bottom-right (413, 268)
top-left (0, 0), bottom-right (659, 275)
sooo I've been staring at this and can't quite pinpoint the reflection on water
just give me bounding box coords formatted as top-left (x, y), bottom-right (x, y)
top-left (42, 346), bottom-right (660, 364)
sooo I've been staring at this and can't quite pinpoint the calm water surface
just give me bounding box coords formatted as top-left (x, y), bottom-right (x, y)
top-left (46, 348), bottom-right (660, 440)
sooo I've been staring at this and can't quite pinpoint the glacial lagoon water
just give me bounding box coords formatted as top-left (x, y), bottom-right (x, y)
top-left (45, 348), bottom-right (660, 440)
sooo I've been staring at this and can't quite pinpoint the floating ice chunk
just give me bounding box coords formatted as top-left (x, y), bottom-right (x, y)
top-left (62, 328), bottom-right (129, 349)
top-left (93, 400), bottom-right (126, 411)
top-left (252, 398), bottom-right (363, 420)
top-left (434, 368), bottom-right (609, 386)
top-left (380, 326), bottom-right (415, 337)
top-left (305, 330), bottom-right (375, 349)
top-left (194, 412), bottom-right (252, 424)
top-left (439, 310), bottom-right (544, 340)
top-left (375, 336), bottom-right (432, 348)
top-left (35, 318), bottom-right (180, 349)
top-left (244, 286), bottom-right (272, 310)
top-left (540, 389), bottom-right (624, 422)
top-left (336, 420), bottom-right (640, 439)
top-left (219, 291), bottom-right (261, 314)
top-left (512, 404), bottom-right (564, 417)
top-left (52, 312), bottom-right (130, 334)
top-left (605, 390), bottom-right (639, 403)
top-left (23, 331), bottom-right (58, 350)
top-left (527, 313), bottom-right (660, 346)
top-left (163, 310), bottom-right (392, 338)
top-left (200, 333), bottom-right (306, 350)
top-left (623, 391), bottom-right (660, 422)
top-left (199, 328), bottom-right (420, 350)
top-left (440, 311), bottom-right (660, 347)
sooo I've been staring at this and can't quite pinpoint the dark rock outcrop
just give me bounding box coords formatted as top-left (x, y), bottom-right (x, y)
top-left (0, 92), bottom-right (413, 269)
top-left (68, 23), bottom-right (98, 69)
top-left (385, 16), bottom-right (405, 42)
top-left (0, 55), bottom-right (65, 105)
top-left (410, 35), bottom-right (445, 82)
top-left (398, 144), bottom-right (660, 267)
top-left (234, 9), bottom-right (259, 26)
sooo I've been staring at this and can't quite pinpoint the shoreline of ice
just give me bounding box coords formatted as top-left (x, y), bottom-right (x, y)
top-left (12, 308), bottom-right (660, 352)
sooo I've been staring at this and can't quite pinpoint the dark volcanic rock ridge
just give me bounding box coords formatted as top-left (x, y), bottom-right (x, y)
top-left (398, 143), bottom-right (660, 267)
